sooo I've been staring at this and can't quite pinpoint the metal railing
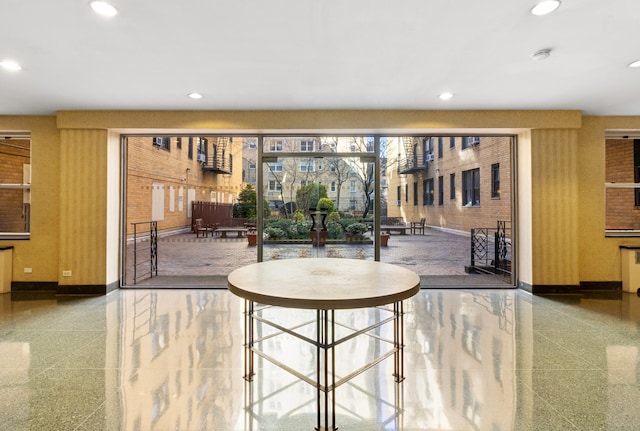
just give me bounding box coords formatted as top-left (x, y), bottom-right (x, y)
top-left (470, 220), bottom-right (511, 276)
top-left (131, 221), bottom-right (158, 284)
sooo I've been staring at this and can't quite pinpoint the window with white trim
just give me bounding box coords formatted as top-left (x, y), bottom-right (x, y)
top-left (300, 140), bottom-right (315, 152)
top-left (300, 161), bottom-right (315, 172)
top-left (268, 162), bottom-right (283, 172)
top-left (268, 180), bottom-right (282, 192)
top-left (269, 140), bottom-right (283, 152)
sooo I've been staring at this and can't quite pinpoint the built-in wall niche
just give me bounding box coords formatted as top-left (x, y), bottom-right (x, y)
top-left (605, 136), bottom-right (640, 235)
top-left (0, 132), bottom-right (31, 238)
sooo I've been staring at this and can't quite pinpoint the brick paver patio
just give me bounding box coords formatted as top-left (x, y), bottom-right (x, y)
top-left (126, 227), bottom-right (513, 288)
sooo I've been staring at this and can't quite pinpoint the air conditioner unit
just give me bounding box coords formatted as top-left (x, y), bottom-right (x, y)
top-left (197, 153), bottom-right (206, 163)
top-left (426, 153), bottom-right (435, 162)
top-left (396, 200), bottom-right (401, 206)
top-left (469, 137), bottom-right (480, 145)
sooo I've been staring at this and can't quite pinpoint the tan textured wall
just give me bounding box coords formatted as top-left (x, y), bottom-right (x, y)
top-left (59, 129), bottom-right (108, 286)
top-left (56, 110), bottom-right (582, 131)
top-left (531, 129), bottom-right (579, 286)
top-left (0, 116), bottom-right (60, 282)
top-left (6, 110), bottom-right (640, 289)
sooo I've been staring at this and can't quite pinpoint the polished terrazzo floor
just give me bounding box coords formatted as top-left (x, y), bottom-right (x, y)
top-left (1, 288), bottom-right (639, 430)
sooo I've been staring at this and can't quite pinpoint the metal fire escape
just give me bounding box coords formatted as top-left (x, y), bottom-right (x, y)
top-left (398, 137), bottom-right (432, 174)
top-left (201, 137), bottom-right (233, 175)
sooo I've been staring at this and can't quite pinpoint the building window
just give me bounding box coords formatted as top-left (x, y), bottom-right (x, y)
top-left (330, 181), bottom-right (337, 192)
top-left (397, 185), bottom-right (401, 206)
top-left (176, 137), bottom-right (182, 150)
top-left (188, 137), bottom-right (193, 159)
top-left (152, 136), bottom-right (170, 151)
top-left (300, 161), bottom-right (315, 172)
top-left (450, 137), bottom-right (455, 149)
top-left (423, 179), bottom-right (434, 206)
top-left (413, 182), bottom-right (418, 206)
top-left (268, 162), bottom-right (283, 172)
top-left (0, 134), bottom-right (31, 237)
top-left (196, 137), bottom-right (207, 163)
top-left (438, 176), bottom-right (444, 206)
top-left (438, 137), bottom-right (443, 158)
top-left (462, 136), bottom-right (480, 149)
top-left (349, 199), bottom-right (357, 210)
top-left (268, 180), bottom-right (281, 192)
top-left (450, 173), bottom-right (456, 200)
top-left (269, 140), bottom-right (283, 152)
top-left (405, 184), bottom-right (409, 202)
top-left (491, 163), bottom-right (500, 198)
top-left (300, 140), bottom-right (315, 152)
top-left (462, 168), bottom-right (480, 206)
top-left (350, 180), bottom-right (357, 193)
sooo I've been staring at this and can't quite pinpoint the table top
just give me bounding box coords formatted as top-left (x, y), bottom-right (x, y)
top-left (227, 258), bottom-right (420, 309)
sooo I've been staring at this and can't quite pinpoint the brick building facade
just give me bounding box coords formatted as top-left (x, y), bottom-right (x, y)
top-left (386, 136), bottom-right (512, 233)
top-left (126, 136), bottom-right (244, 236)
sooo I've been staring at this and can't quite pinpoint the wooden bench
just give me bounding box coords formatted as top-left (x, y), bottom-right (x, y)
top-left (215, 227), bottom-right (248, 238)
top-left (381, 225), bottom-right (410, 235)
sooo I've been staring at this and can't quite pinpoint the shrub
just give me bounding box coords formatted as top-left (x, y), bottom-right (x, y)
top-left (264, 227), bottom-right (285, 239)
top-left (327, 211), bottom-right (341, 223)
top-left (292, 210), bottom-right (306, 223)
top-left (289, 221), bottom-right (311, 239)
top-left (327, 221), bottom-right (343, 239)
top-left (345, 222), bottom-right (368, 235)
top-left (317, 197), bottom-right (335, 213)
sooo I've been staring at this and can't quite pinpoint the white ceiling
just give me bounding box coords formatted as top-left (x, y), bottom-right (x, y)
top-left (1, 0), bottom-right (639, 116)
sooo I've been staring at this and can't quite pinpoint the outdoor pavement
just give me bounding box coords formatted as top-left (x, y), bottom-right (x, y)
top-left (126, 227), bottom-right (513, 288)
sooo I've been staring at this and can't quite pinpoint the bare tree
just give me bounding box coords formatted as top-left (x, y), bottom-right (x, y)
top-left (326, 157), bottom-right (352, 211)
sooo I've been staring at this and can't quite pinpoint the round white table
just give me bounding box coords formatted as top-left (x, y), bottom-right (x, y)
top-left (228, 258), bottom-right (420, 431)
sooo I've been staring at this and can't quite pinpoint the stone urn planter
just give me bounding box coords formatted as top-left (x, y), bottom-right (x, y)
top-left (247, 232), bottom-right (257, 246)
top-left (380, 233), bottom-right (390, 247)
top-left (311, 230), bottom-right (328, 247)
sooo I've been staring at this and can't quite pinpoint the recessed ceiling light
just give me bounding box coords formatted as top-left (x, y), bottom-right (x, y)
top-left (629, 60), bottom-right (640, 68)
top-left (439, 92), bottom-right (454, 100)
top-left (532, 48), bottom-right (552, 61)
top-left (531, 0), bottom-right (561, 16)
top-left (90, 1), bottom-right (118, 17)
top-left (188, 92), bottom-right (204, 99)
top-left (0, 60), bottom-right (22, 71)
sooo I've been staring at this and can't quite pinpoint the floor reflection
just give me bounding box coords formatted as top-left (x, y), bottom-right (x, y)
top-left (1, 289), bottom-right (640, 430)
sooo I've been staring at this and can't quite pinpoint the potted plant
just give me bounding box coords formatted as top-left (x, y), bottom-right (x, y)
top-left (380, 232), bottom-right (390, 247)
top-left (247, 230), bottom-right (257, 246)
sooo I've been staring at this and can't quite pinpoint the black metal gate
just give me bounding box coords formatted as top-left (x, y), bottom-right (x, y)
top-left (470, 220), bottom-right (511, 275)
